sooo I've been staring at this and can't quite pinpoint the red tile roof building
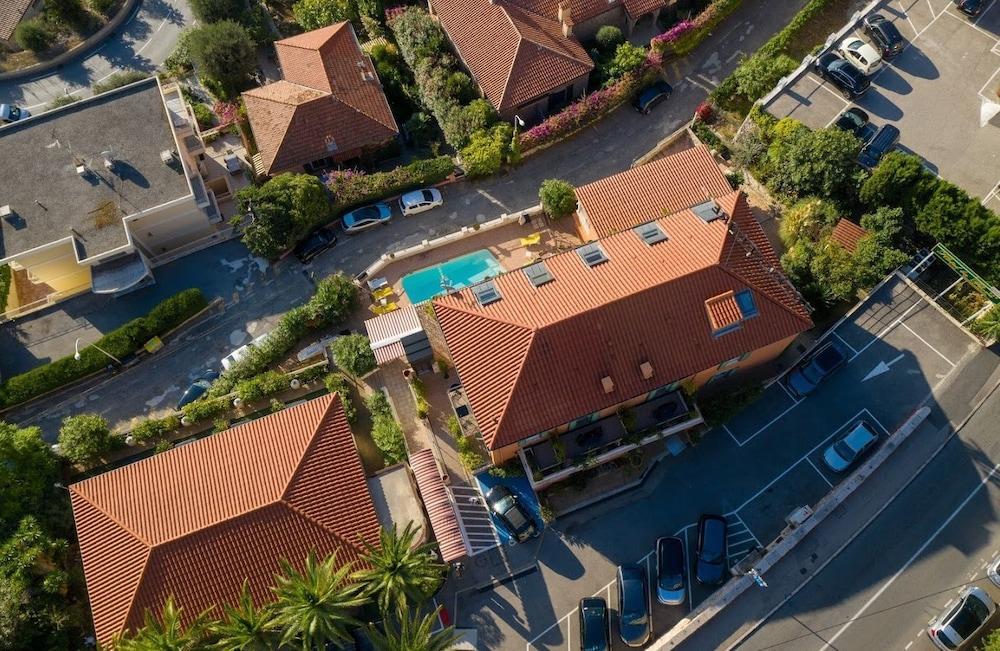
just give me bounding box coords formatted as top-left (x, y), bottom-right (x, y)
top-left (830, 218), bottom-right (868, 253)
top-left (70, 394), bottom-right (382, 646)
top-left (0, 0), bottom-right (39, 43)
top-left (243, 23), bottom-right (398, 176)
top-left (434, 165), bottom-right (811, 456)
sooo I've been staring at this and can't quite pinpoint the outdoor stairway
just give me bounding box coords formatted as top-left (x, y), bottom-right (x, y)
top-left (448, 485), bottom-right (501, 555)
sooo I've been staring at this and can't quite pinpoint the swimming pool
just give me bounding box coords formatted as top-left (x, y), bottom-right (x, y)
top-left (401, 249), bottom-right (504, 304)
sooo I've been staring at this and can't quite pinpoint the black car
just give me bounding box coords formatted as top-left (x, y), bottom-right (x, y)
top-left (656, 536), bottom-right (686, 605)
top-left (294, 226), bottom-right (338, 263)
top-left (695, 514), bottom-right (728, 586)
top-left (578, 597), bottom-right (610, 651)
top-left (787, 339), bottom-right (848, 397)
top-left (813, 52), bottom-right (870, 98)
top-left (616, 565), bottom-right (651, 647)
top-left (858, 123), bottom-right (900, 169)
top-left (485, 485), bottom-right (539, 543)
top-left (957, 0), bottom-right (985, 17)
top-left (862, 14), bottom-right (905, 58)
top-left (833, 107), bottom-right (870, 138)
top-left (176, 370), bottom-right (220, 410)
top-left (633, 81), bottom-right (673, 114)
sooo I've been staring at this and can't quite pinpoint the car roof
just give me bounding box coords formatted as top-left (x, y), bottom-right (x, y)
top-left (845, 422), bottom-right (877, 447)
top-left (867, 124), bottom-right (900, 148)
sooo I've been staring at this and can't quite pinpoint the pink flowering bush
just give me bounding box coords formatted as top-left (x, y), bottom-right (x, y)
top-left (323, 156), bottom-right (454, 209)
top-left (650, 0), bottom-right (743, 56)
top-left (213, 101), bottom-right (240, 129)
top-left (651, 19), bottom-right (694, 49)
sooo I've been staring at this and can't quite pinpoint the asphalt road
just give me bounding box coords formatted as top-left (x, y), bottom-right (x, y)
top-left (736, 382), bottom-right (1000, 651)
top-left (0, 0), bottom-right (192, 111)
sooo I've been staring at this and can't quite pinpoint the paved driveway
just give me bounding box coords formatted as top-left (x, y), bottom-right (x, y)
top-left (764, 0), bottom-right (1000, 206)
top-left (452, 274), bottom-right (987, 651)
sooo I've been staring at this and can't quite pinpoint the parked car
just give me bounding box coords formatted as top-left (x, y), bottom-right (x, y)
top-left (858, 124), bottom-right (900, 169)
top-left (695, 514), bottom-right (728, 586)
top-left (814, 52), bottom-right (871, 98)
top-left (656, 536), bottom-right (686, 605)
top-left (837, 37), bottom-right (883, 74)
top-left (989, 556), bottom-right (1000, 588)
top-left (0, 104), bottom-right (29, 124)
top-left (927, 586), bottom-right (996, 650)
top-left (341, 203), bottom-right (391, 233)
top-left (578, 597), bottom-right (610, 651)
top-left (822, 421), bottom-right (879, 473)
top-left (221, 331), bottom-right (274, 371)
top-left (633, 81), bottom-right (673, 114)
top-left (616, 565), bottom-right (651, 647)
top-left (176, 370), bottom-right (220, 410)
top-left (293, 226), bottom-right (337, 263)
top-left (957, 0), bottom-right (985, 17)
top-left (862, 14), bottom-right (905, 58)
top-left (399, 188), bottom-right (443, 216)
top-left (833, 107), bottom-right (870, 138)
top-left (485, 485), bottom-right (539, 543)
top-left (787, 340), bottom-right (848, 397)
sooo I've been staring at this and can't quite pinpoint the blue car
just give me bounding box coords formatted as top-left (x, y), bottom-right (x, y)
top-left (176, 370), bottom-right (220, 410)
top-left (787, 340), bottom-right (848, 397)
top-left (341, 203), bottom-right (391, 233)
top-left (633, 81), bottom-right (673, 114)
top-left (616, 565), bottom-right (651, 647)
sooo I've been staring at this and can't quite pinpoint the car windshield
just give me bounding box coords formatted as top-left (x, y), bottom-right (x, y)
top-left (582, 607), bottom-right (605, 646)
top-left (421, 190), bottom-right (434, 202)
top-left (950, 594), bottom-right (990, 638)
top-left (815, 346), bottom-right (844, 371)
top-left (801, 360), bottom-right (827, 384)
top-left (622, 579), bottom-right (647, 621)
top-left (355, 206), bottom-right (380, 220)
top-left (701, 520), bottom-right (725, 562)
top-left (659, 540), bottom-right (684, 590)
top-left (833, 439), bottom-right (857, 462)
top-left (8, 106), bottom-right (20, 120)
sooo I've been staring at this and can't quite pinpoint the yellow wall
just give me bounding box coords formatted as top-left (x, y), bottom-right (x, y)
top-left (12, 241), bottom-right (92, 293)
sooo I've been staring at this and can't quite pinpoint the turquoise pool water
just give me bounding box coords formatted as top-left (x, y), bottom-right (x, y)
top-left (401, 249), bottom-right (504, 304)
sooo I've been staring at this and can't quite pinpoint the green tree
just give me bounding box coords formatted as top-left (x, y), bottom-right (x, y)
top-left (859, 205), bottom-right (906, 246)
top-left (970, 305), bottom-right (1000, 341)
top-left (809, 239), bottom-right (860, 302)
top-left (769, 127), bottom-right (860, 201)
top-left (234, 173), bottom-right (332, 258)
top-left (0, 422), bottom-right (58, 538)
top-left (851, 235), bottom-right (908, 289)
top-left (272, 552), bottom-right (367, 650)
top-left (187, 21), bottom-right (256, 97)
top-left (981, 628), bottom-right (1000, 651)
top-left (595, 25), bottom-right (624, 53)
top-left (780, 240), bottom-right (816, 291)
top-left (460, 124), bottom-right (514, 178)
top-left (778, 197), bottom-right (840, 247)
top-left (44, 0), bottom-right (85, 26)
top-left (323, 373), bottom-right (357, 424)
top-left (14, 20), bottom-right (53, 53)
top-left (210, 581), bottom-right (281, 651)
top-left (367, 606), bottom-right (458, 651)
top-left (304, 274), bottom-right (357, 327)
top-left (292, 0), bottom-right (358, 30)
top-left (371, 417), bottom-right (407, 464)
top-left (538, 179), bottom-right (577, 219)
top-left (605, 42), bottom-right (647, 83)
top-left (115, 597), bottom-right (209, 651)
top-left (354, 523), bottom-right (446, 613)
top-left (57, 413), bottom-right (119, 465)
top-left (332, 334), bottom-right (376, 378)
top-left (733, 52), bottom-right (797, 102)
top-left (189, 0), bottom-right (246, 23)
top-left (858, 151), bottom-right (934, 214)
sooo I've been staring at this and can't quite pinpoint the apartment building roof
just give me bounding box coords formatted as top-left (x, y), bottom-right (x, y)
top-left (244, 22), bottom-right (398, 176)
top-left (0, 77), bottom-right (190, 262)
top-left (70, 394), bottom-right (381, 646)
top-left (434, 190), bottom-right (812, 450)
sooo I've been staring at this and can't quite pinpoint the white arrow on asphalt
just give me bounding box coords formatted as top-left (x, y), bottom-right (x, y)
top-left (863, 353), bottom-right (905, 382)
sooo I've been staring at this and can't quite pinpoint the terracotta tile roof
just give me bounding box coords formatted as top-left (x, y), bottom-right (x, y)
top-left (243, 22), bottom-right (398, 176)
top-left (70, 395), bottom-right (381, 647)
top-left (705, 290), bottom-right (743, 332)
top-left (621, 0), bottom-right (666, 19)
top-left (434, 191), bottom-right (812, 450)
top-left (504, 0), bottom-right (621, 26)
top-left (410, 450), bottom-right (468, 562)
top-left (830, 218), bottom-right (868, 253)
top-left (0, 0), bottom-right (34, 41)
top-left (576, 146), bottom-right (733, 239)
top-left (433, 0), bottom-right (593, 113)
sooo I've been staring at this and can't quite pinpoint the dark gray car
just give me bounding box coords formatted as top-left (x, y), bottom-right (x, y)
top-left (616, 565), bottom-right (651, 647)
top-left (695, 514), bottom-right (728, 586)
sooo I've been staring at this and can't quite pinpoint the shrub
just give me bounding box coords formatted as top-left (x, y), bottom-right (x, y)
top-left (650, 19), bottom-right (695, 51)
top-left (538, 179), bottom-right (577, 219)
top-left (655, 0), bottom-right (743, 56)
top-left (460, 124), bottom-right (515, 178)
top-left (15, 20), bottom-right (54, 53)
top-left (456, 434), bottom-right (485, 471)
top-left (595, 25), bottom-right (624, 53)
top-left (366, 391), bottom-right (407, 463)
top-left (733, 51), bottom-right (797, 101)
top-left (44, 0), bottom-right (85, 26)
top-left (410, 377), bottom-right (430, 419)
top-left (366, 389), bottom-right (392, 418)
top-left (46, 94), bottom-right (81, 109)
top-left (403, 112), bottom-right (435, 146)
top-left (323, 156), bottom-right (453, 215)
top-left (324, 372), bottom-right (357, 423)
top-left (181, 395), bottom-right (230, 423)
top-left (191, 103), bottom-right (214, 129)
top-left (779, 197), bottom-right (840, 247)
top-left (0, 265), bottom-right (10, 313)
top-left (605, 42), bottom-right (648, 85)
top-left (292, 0), bottom-right (357, 30)
top-left (163, 29), bottom-right (194, 77)
top-left (970, 305), bottom-right (1000, 341)
top-left (187, 21), bottom-right (256, 98)
top-left (89, 0), bottom-right (117, 16)
top-left (767, 126), bottom-right (860, 201)
top-left (488, 459), bottom-right (525, 478)
top-left (446, 415), bottom-right (462, 438)
top-left (92, 70), bottom-right (149, 94)
top-left (129, 415), bottom-right (180, 445)
top-left (445, 72), bottom-right (475, 104)
top-left (189, 0), bottom-right (246, 23)
top-left (155, 440), bottom-right (174, 453)
top-left (304, 273), bottom-right (358, 327)
top-left (58, 414), bottom-right (119, 465)
top-left (698, 383), bottom-right (762, 427)
top-left (332, 334), bottom-right (377, 378)
top-left (234, 370), bottom-right (289, 403)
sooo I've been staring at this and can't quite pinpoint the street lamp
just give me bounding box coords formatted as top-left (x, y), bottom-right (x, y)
top-left (74, 337), bottom-right (123, 366)
top-left (513, 115), bottom-right (526, 128)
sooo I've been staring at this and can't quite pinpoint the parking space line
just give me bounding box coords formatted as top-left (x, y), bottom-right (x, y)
top-left (940, 5), bottom-right (1000, 44)
top-left (900, 322), bottom-right (955, 366)
top-left (832, 331), bottom-right (859, 355)
top-left (848, 298), bottom-right (924, 362)
top-left (734, 513), bottom-right (763, 548)
top-left (723, 423), bottom-right (742, 447)
top-left (566, 612), bottom-right (571, 651)
top-left (803, 74), bottom-right (852, 105)
top-left (684, 527), bottom-right (693, 612)
top-left (926, 0), bottom-right (938, 19)
top-left (735, 400), bottom-right (801, 447)
top-left (897, 0), bottom-right (918, 34)
top-left (807, 457), bottom-right (835, 488)
top-left (777, 380), bottom-right (800, 403)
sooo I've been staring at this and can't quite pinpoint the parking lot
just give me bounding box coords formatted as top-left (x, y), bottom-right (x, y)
top-left (454, 273), bottom-right (984, 650)
top-left (764, 0), bottom-right (1000, 210)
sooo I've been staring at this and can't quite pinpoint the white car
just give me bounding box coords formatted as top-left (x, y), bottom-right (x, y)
top-left (822, 421), bottom-right (878, 473)
top-left (837, 38), bottom-right (882, 75)
top-left (927, 586), bottom-right (996, 650)
top-left (398, 188), bottom-right (443, 216)
top-left (221, 331), bottom-right (274, 370)
top-left (988, 556), bottom-right (1000, 588)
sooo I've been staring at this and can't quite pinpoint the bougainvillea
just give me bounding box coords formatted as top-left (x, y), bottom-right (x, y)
top-left (212, 101), bottom-right (240, 129)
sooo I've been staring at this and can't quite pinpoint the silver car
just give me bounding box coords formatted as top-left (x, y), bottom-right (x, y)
top-left (822, 421), bottom-right (878, 473)
top-left (927, 586), bottom-right (995, 650)
top-left (399, 188), bottom-right (443, 216)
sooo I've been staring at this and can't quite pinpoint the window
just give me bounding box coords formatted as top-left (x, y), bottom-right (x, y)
top-left (576, 243), bottom-right (609, 267)
top-left (707, 369), bottom-right (736, 384)
top-left (568, 413), bottom-right (596, 430)
top-left (735, 290), bottom-right (758, 318)
top-left (472, 280), bottom-right (502, 306)
top-left (523, 262), bottom-right (554, 287)
top-left (634, 222), bottom-right (668, 245)
top-left (691, 200), bottom-right (724, 222)
top-left (718, 352), bottom-right (751, 370)
top-left (324, 135), bottom-right (338, 152)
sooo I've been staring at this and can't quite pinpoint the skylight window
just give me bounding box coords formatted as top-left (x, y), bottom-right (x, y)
top-left (634, 222), bottom-right (668, 245)
top-left (735, 289), bottom-right (758, 318)
top-left (691, 199), bottom-right (724, 223)
top-left (523, 262), bottom-right (553, 287)
top-left (472, 280), bottom-right (502, 306)
top-left (576, 243), bottom-right (609, 267)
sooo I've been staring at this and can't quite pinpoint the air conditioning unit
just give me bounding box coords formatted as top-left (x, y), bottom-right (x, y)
top-left (160, 149), bottom-right (176, 164)
top-left (785, 505), bottom-right (814, 528)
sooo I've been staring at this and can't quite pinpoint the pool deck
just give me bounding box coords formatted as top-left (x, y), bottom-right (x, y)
top-left (371, 216), bottom-right (582, 307)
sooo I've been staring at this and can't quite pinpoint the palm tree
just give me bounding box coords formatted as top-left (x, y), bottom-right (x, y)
top-left (271, 551), bottom-right (368, 650)
top-left (210, 580), bottom-right (283, 650)
top-left (354, 523), bottom-right (446, 613)
top-left (114, 596), bottom-right (210, 651)
top-left (367, 605), bottom-right (459, 651)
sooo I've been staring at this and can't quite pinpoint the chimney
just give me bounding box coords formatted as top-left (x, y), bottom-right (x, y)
top-left (639, 361), bottom-right (653, 379)
top-left (562, 18), bottom-right (573, 37)
top-left (601, 376), bottom-right (614, 394)
top-left (558, 2), bottom-right (573, 37)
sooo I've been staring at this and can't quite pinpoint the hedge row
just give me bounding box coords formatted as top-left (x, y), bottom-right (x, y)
top-left (323, 156), bottom-right (454, 213)
top-left (0, 265), bottom-right (10, 314)
top-left (0, 289), bottom-right (208, 408)
top-left (653, 0), bottom-right (743, 57)
top-left (365, 390), bottom-right (407, 464)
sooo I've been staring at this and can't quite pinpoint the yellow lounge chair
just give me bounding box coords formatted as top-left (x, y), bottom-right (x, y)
top-left (519, 232), bottom-right (542, 247)
top-left (369, 302), bottom-right (399, 315)
top-left (372, 286), bottom-right (395, 301)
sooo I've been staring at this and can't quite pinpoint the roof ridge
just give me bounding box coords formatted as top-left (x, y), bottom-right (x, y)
top-left (507, 7), bottom-right (589, 65)
top-left (489, 327), bottom-right (543, 439)
top-left (332, 89), bottom-right (398, 134)
top-left (70, 486), bottom-right (154, 548)
top-left (434, 294), bottom-right (538, 331)
top-left (280, 394), bottom-right (338, 499)
top-left (245, 82), bottom-right (331, 106)
top-left (118, 547), bottom-right (157, 636)
top-left (497, 7), bottom-right (525, 110)
top-left (276, 23), bottom-right (345, 51)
